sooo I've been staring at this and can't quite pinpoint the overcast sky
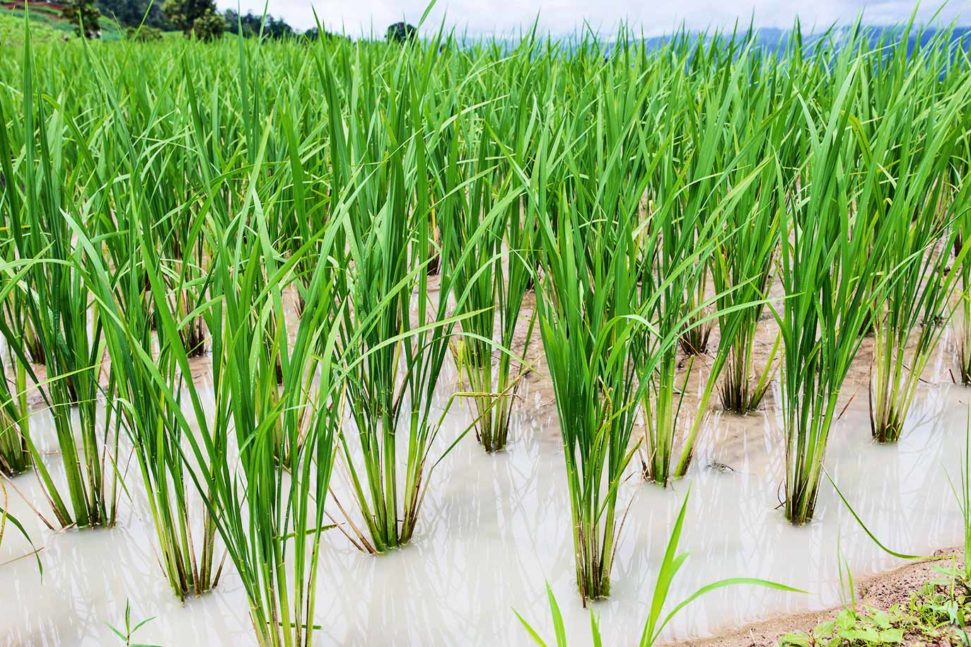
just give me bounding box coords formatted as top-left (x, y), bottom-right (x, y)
top-left (214, 1), bottom-right (971, 35)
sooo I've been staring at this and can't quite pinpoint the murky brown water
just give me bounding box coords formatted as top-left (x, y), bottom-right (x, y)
top-left (1, 325), bottom-right (967, 646)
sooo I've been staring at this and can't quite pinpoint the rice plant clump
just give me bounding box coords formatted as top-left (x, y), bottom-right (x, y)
top-left (864, 40), bottom-right (971, 444)
top-left (0, 31), bottom-right (119, 529)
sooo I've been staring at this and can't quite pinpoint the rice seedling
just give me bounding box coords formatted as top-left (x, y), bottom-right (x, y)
top-left (529, 57), bottom-right (686, 598)
top-left (70, 208), bottom-right (222, 601)
top-left (436, 98), bottom-right (536, 453)
top-left (710, 56), bottom-right (789, 415)
top-left (0, 342), bottom-right (29, 477)
top-left (863, 37), bottom-right (971, 443)
top-left (324, 42), bottom-right (521, 552)
top-left (34, 35), bottom-right (235, 595)
top-left (531, 106), bottom-right (645, 600)
top-left (107, 600), bottom-right (159, 647)
top-left (1, 296), bottom-right (45, 366)
top-left (534, 188), bottom-right (646, 600)
top-left (143, 39), bottom-right (374, 638)
top-left (774, 27), bottom-right (971, 522)
top-left (2, 13), bottom-right (971, 645)
top-left (678, 275), bottom-right (713, 357)
top-left (712, 174), bottom-right (783, 415)
top-left (637, 46), bottom-right (770, 483)
top-left (516, 490), bottom-right (801, 646)
top-left (0, 268), bottom-right (31, 477)
top-left (670, 34), bottom-right (757, 363)
top-left (775, 35), bottom-right (903, 524)
top-left (328, 74), bottom-right (442, 552)
top-left (199, 214), bottom-right (334, 646)
top-left (0, 29), bottom-right (119, 529)
top-left (139, 136), bottom-right (350, 645)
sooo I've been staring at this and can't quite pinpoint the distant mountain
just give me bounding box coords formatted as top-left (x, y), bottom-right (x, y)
top-left (744, 25), bottom-right (971, 55)
top-left (446, 25), bottom-right (971, 56)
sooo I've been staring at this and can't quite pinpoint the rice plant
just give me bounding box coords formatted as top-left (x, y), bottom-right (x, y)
top-left (0, 358), bottom-right (29, 477)
top-left (330, 88), bottom-right (446, 551)
top-left (711, 58), bottom-right (789, 415)
top-left (70, 208), bottom-right (221, 600)
top-left (1, 15), bottom-right (970, 645)
top-left (0, 30), bottom-right (119, 529)
top-left (952, 142), bottom-right (971, 386)
top-left (529, 63), bottom-right (673, 599)
top-left (144, 145), bottom-right (349, 645)
top-left (864, 39), bottom-right (971, 443)
top-left (33, 35), bottom-right (230, 594)
top-left (535, 188), bottom-right (652, 601)
top-left (0, 94), bottom-right (32, 480)
top-left (436, 98), bottom-right (536, 453)
top-left (200, 214), bottom-right (336, 647)
top-left (0, 279), bottom-right (30, 476)
top-left (775, 30), bottom-right (971, 522)
top-left (678, 274), bottom-right (713, 357)
top-left (776, 45), bottom-right (887, 525)
top-left (638, 49), bottom-right (769, 482)
top-left (327, 46), bottom-right (519, 552)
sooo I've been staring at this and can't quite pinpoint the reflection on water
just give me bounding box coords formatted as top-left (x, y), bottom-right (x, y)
top-left (0, 376), bottom-right (966, 646)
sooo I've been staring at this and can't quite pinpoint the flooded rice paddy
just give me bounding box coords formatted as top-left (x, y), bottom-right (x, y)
top-left (1, 345), bottom-right (965, 646)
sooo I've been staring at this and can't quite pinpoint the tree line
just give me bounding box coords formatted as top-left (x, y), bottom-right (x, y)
top-left (62, 0), bottom-right (321, 41)
top-left (58, 0), bottom-right (419, 44)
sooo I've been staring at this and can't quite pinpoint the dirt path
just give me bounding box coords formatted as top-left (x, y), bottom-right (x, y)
top-left (670, 548), bottom-right (962, 646)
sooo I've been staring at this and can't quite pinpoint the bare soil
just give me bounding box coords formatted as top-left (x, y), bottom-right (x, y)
top-left (670, 548), bottom-right (962, 647)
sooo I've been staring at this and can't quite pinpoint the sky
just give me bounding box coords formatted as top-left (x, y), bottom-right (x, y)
top-left (214, 0), bottom-right (971, 35)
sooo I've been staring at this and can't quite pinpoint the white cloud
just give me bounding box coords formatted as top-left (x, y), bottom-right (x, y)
top-left (215, 0), bottom-right (971, 35)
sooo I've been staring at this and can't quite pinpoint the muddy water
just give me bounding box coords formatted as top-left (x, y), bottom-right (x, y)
top-left (1, 358), bottom-right (968, 646)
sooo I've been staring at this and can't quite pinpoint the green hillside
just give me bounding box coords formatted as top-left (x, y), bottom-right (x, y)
top-left (0, 4), bottom-right (125, 47)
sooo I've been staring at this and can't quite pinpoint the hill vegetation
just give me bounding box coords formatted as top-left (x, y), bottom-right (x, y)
top-left (0, 3), bottom-right (125, 44)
